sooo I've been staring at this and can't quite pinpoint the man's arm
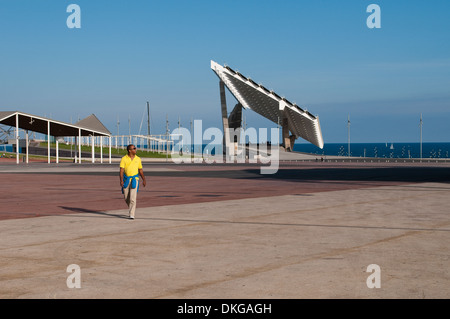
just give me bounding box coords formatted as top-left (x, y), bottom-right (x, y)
top-left (139, 168), bottom-right (146, 187)
top-left (119, 167), bottom-right (124, 187)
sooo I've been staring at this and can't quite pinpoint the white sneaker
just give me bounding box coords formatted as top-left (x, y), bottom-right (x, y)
top-left (129, 216), bottom-right (135, 220)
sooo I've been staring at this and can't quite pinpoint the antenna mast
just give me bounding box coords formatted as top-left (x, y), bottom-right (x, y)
top-left (147, 101), bottom-right (150, 136)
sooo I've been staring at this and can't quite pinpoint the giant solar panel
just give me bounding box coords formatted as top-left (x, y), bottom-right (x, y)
top-left (211, 60), bottom-right (324, 149)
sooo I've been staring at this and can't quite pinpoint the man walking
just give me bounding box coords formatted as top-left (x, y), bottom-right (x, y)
top-left (119, 144), bottom-right (146, 219)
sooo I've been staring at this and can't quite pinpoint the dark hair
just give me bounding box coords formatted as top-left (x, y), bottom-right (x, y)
top-left (127, 144), bottom-right (135, 152)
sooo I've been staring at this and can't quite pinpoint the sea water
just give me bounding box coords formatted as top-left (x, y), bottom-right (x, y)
top-left (293, 142), bottom-right (450, 159)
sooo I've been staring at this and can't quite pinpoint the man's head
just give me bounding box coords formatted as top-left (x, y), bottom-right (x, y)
top-left (127, 144), bottom-right (137, 155)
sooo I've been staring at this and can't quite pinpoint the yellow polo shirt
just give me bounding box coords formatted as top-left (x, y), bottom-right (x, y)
top-left (120, 155), bottom-right (142, 177)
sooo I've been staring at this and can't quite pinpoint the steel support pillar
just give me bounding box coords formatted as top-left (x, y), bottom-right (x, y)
top-left (219, 80), bottom-right (231, 156)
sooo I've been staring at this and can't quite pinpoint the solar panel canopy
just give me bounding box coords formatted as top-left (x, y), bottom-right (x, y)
top-left (211, 60), bottom-right (324, 149)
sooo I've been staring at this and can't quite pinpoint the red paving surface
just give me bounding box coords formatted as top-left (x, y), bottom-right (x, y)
top-left (0, 165), bottom-right (412, 220)
top-left (0, 157), bottom-right (73, 163)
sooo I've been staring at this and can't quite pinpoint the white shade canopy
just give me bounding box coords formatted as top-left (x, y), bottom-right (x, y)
top-left (0, 111), bottom-right (111, 137)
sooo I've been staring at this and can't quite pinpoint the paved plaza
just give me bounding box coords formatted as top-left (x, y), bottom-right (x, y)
top-left (0, 160), bottom-right (449, 298)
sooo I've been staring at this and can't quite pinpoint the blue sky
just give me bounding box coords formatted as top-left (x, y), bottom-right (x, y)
top-left (0, 0), bottom-right (449, 143)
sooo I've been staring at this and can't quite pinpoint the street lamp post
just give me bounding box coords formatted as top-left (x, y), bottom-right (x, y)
top-left (347, 115), bottom-right (351, 158)
top-left (419, 113), bottom-right (423, 160)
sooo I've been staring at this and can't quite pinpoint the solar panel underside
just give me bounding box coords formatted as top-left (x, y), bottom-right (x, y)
top-left (211, 61), bottom-right (324, 148)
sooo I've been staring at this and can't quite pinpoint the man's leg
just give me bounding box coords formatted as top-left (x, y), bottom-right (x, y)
top-left (128, 186), bottom-right (137, 219)
top-left (123, 184), bottom-right (131, 207)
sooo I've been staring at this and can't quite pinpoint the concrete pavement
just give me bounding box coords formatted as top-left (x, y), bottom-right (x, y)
top-left (0, 161), bottom-right (448, 298)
